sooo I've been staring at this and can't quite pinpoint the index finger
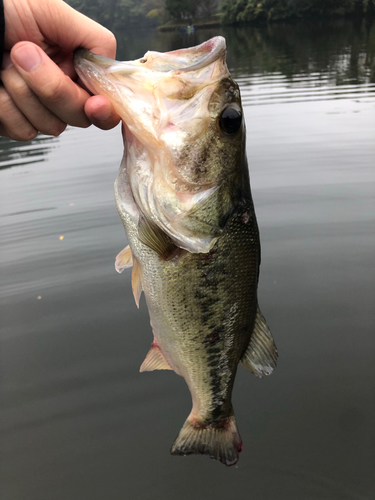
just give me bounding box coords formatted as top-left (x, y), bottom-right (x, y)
top-left (14, 0), bottom-right (117, 58)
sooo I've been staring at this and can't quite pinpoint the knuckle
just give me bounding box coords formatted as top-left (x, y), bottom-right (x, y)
top-left (2, 66), bottom-right (35, 102)
top-left (0, 87), bottom-right (37, 141)
top-left (0, 88), bottom-right (12, 107)
top-left (38, 119), bottom-right (67, 137)
top-left (107, 32), bottom-right (117, 51)
top-left (68, 111), bottom-right (91, 129)
top-left (10, 79), bottom-right (33, 101)
top-left (11, 127), bottom-right (38, 142)
top-left (40, 76), bottom-right (66, 104)
top-left (51, 123), bottom-right (67, 137)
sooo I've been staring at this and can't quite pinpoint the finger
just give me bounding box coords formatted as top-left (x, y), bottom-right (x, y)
top-left (0, 86), bottom-right (37, 141)
top-left (84, 96), bottom-right (121, 131)
top-left (5, 0), bottom-right (117, 59)
top-left (32, 0), bottom-right (117, 58)
top-left (11, 42), bottom-right (91, 128)
top-left (1, 64), bottom-right (66, 136)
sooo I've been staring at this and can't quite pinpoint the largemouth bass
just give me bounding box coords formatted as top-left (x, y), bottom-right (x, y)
top-left (74, 37), bottom-right (277, 466)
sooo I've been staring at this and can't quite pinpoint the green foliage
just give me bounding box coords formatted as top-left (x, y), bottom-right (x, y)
top-left (67, 0), bottom-right (222, 28)
top-left (66, 0), bottom-right (373, 29)
top-left (65, 0), bottom-right (166, 29)
top-left (364, 0), bottom-right (375, 14)
top-left (221, 0), bottom-right (372, 25)
top-left (165, 0), bottom-right (202, 20)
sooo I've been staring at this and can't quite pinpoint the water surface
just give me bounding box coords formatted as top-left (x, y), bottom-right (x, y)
top-left (1, 19), bottom-right (374, 500)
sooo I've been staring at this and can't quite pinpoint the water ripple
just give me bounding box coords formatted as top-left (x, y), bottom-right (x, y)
top-left (235, 72), bottom-right (375, 106)
top-left (0, 135), bottom-right (58, 170)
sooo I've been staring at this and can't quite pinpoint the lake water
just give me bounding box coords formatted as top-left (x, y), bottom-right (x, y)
top-left (1, 19), bottom-right (374, 500)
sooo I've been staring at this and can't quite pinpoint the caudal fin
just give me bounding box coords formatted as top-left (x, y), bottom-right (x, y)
top-left (170, 415), bottom-right (242, 466)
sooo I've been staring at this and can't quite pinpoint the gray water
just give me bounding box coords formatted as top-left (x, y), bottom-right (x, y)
top-left (1, 19), bottom-right (374, 500)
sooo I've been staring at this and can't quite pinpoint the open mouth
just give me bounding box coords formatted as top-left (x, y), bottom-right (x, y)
top-left (74, 37), bottom-right (230, 148)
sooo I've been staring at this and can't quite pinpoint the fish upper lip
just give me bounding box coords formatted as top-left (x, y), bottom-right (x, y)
top-left (74, 47), bottom-right (127, 70)
top-left (74, 47), bottom-right (154, 76)
top-left (74, 36), bottom-right (227, 76)
top-left (170, 37), bottom-right (226, 75)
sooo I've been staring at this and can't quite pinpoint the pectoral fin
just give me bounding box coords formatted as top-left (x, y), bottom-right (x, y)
top-left (240, 306), bottom-right (278, 378)
top-left (132, 256), bottom-right (142, 308)
top-left (115, 245), bottom-right (133, 273)
top-left (140, 343), bottom-right (172, 372)
top-left (138, 213), bottom-right (179, 260)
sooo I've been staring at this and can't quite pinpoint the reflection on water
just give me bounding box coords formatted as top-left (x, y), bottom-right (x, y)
top-left (1, 18), bottom-right (374, 500)
top-left (0, 134), bottom-right (58, 170)
top-left (227, 20), bottom-right (375, 105)
top-left (224, 20), bottom-right (375, 83)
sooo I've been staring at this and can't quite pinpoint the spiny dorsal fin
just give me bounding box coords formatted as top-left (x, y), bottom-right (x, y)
top-left (140, 343), bottom-right (172, 372)
top-left (240, 306), bottom-right (278, 378)
top-left (115, 245), bottom-right (133, 273)
top-left (132, 256), bottom-right (142, 308)
top-left (138, 213), bottom-right (179, 260)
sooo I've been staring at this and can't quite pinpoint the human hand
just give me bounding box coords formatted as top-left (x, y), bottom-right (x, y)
top-left (0, 0), bottom-right (121, 141)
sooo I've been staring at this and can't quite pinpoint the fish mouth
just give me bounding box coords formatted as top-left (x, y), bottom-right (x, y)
top-left (74, 37), bottom-right (229, 147)
top-left (74, 38), bottom-right (234, 254)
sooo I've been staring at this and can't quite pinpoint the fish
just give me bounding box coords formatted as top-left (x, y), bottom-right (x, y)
top-left (74, 36), bottom-right (278, 466)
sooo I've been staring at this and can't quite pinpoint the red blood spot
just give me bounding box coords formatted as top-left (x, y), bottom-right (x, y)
top-left (241, 213), bottom-right (249, 224)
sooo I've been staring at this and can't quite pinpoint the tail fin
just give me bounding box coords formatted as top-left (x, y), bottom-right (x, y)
top-left (170, 415), bottom-right (242, 466)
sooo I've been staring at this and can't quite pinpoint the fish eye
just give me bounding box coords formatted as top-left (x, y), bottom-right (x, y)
top-left (219, 106), bottom-right (242, 135)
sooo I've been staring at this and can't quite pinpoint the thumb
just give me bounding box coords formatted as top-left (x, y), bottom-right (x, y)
top-left (11, 41), bottom-right (91, 127)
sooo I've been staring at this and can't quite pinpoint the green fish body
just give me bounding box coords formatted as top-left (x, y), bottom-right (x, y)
top-left (75, 37), bottom-right (277, 466)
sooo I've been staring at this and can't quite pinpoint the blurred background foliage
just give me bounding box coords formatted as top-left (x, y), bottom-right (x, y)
top-left (65, 0), bottom-right (375, 29)
top-left (221, 0), bottom-right (375, 24)
top-left (65, 0), bottom-right (166, 29)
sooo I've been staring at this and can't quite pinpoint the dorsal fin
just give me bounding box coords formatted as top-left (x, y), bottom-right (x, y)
top-left (240, 306), bottom-right (278, 378)
top-left (140, 343), bottom-right (172, 372)
top-left (131, 256), bottom-right (142, 308)
top-left (115, 245), bottom-right (133, 273)
top-left (138, 213), bottom-right (179, 260)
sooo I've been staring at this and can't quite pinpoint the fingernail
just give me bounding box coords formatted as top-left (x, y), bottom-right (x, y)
top-left (12, 44), bottom-right (42, 72)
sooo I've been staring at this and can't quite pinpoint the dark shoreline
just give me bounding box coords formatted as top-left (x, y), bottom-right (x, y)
top-left (158, 11), bottom-right (374, 32)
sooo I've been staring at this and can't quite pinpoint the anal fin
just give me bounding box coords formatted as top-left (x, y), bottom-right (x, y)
top-left (115, 245), bottom-right (133, 273)
top-left (140, 343), bottom-right (172, 372)
top-left (240, 306), bottom-right (278, 378)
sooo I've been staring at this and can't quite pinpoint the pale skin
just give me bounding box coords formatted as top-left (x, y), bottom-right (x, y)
top-left (0, 0), bottom-right (121, 141)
